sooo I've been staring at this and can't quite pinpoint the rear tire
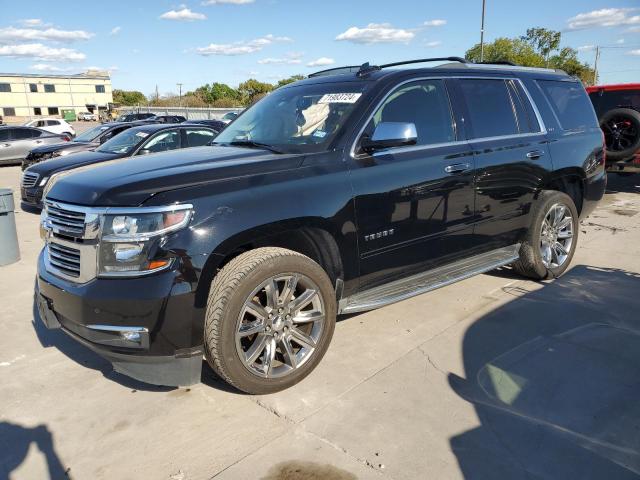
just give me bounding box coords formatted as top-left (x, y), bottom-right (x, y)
top-left (204, 247), bottom-right (336, 394)
top-left (513, 191), bottom-right (579, 280)
top-left (600, 108), bottom-right (640, 162)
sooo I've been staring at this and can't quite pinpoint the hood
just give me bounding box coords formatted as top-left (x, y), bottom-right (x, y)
top-left (45, 146), bottom-right (304, 206)
top-left (30, 141), bottom-right (92, 155)
top-left (27, 150), bottom-right (123, 177)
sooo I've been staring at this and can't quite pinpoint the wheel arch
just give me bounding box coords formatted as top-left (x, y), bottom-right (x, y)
top-left (542, 168), bottom-right (586, 215)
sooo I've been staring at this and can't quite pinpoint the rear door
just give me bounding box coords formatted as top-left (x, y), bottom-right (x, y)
top-left (350, 78), bottom-right (477, 290)
top-left (8, 128), bottom-right (42, 161)
top-left (0, 129), bottom-right (13, 163)
top-left (456, 77), bottom-right (552, 250)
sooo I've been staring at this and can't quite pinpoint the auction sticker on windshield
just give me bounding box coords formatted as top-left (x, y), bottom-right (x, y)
top-left (136, 132), bottom-right (149, 138)
top-left (318, 93), bottom-right (362, 104)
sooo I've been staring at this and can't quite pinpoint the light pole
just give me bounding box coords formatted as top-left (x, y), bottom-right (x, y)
top-left (480, 0), bottom-right (487, 62)
top-left (593, 46), bottom-right (600, 86)
top-left (177, 83), bottom-right (183, 107)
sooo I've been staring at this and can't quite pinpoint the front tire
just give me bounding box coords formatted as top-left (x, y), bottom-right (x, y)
top-left (204, 247), bottom-right (336, 394)
top-left (513, 191), bottom-right (579, 280)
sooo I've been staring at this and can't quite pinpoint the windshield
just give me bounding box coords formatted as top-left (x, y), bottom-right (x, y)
top-left (222, 112), bottom-right (237, 120)
top-left (214, 83), bottom-right (367, 154)
top-left (73, 125), bottom-right (111, 143)
top-left (96, 128), bottom-right (148, 154)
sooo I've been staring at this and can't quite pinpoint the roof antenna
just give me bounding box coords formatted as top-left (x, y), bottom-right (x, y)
top-left (357, 62), bottom-right (381, 77)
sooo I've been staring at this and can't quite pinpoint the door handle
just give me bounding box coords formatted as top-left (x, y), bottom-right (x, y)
top-left (444, 163), bottom-right (471, 174)
top-left (526, 150), bottom-right (545, 160)
top-left (35, 140), bottom-right (43, 144)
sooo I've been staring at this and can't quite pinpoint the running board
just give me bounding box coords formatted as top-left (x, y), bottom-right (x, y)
top-left (339, 244), bottom-right (520, 314)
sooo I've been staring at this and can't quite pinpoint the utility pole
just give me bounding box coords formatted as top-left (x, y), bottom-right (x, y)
top-left (155, 84), bottom-right (159, 103)
top-left (480, 0), bottom-right (487, 62)
top-left (177, 83), bottom-right (183, 107)
top-left (593, 46), bottom-right (600, 86)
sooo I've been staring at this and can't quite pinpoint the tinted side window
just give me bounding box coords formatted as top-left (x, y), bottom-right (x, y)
top-left (367, 79), bottom-right (455, 147)
top-left (47, 120), bottom-right (60, 126)
top-left (142, 130), bottom-right (181, 153)
top-left (185, 128), bottom-right (216, 147)
top-left (12, 128), bottom-right (34, 140)
top-left (538, 80), bottom-right (597, 131)
top-left (0, 130), bottom-right (9, 141)
top-left (459, 79), bottom-right (518, 138)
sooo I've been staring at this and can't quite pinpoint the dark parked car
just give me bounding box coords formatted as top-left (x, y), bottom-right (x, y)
top-left (0, 126), bottom-right (70, 165)
top-left (22, 121), bottom-right (155, 171)
top-left (36, 57), bottom-right (605, 394)
top-left (184, 119), bottom-right (226, 132)
top-left (587, 83), bottom-right (640, 174)
top-left (221, 111), bottom-right (240, 124)
top-left (151, 115), bottom-right (187, 123)
top-left (21, 123), bottom-right (218, 209)
top-left (114, 112), bottom-right (156, 122)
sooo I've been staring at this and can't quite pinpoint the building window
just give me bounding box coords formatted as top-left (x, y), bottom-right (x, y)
top-left (47, 107), bottom-right (59, 115)
top-left (29, 83), bottom-right (38, 93)
top-left (34, 107), bottom-right (42, 115)
top-left (95, 85), bottom-right (106, 93)
top-left (3, 107), bottom-right (16, 116)
top-left (0, 83), bottom-right (11, 92)
top-left (44, 84), bottom-right (55, 93)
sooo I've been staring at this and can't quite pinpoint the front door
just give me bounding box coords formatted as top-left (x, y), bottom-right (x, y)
top-left (349, 78), bottom-right (477, 291)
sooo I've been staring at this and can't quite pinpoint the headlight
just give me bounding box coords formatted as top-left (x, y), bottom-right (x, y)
top-left (98, 205), bottom-right (193, 277)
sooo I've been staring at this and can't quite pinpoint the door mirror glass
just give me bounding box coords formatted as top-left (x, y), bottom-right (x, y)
top-left (137, 148), bottom-right (151, 156)
top-left (361, 122), bottom-right (417, 152)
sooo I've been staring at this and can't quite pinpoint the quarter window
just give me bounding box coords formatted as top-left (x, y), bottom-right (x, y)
top-left (185, 128), bottom-right (216, 147)
top-left (538, 80), bottom-right (598, 131)
top-left (459, 79), bottom-right (519, 138)
top-left (44, 84), bottom-right (55, 93)
top-left (0, 83), bottom-right (11, 92)
top-left (365, 79), bottom-right (455, 148)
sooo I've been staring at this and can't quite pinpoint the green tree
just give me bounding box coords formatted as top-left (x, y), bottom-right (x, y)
top-left (549, 47), bottom-right (595, 84)
top-left (521, 27), bottom-right (561, 65)
top-left (112, 89), bottom-right (147, 106)
top-left (465, 37), bottom-right (545, 67)
top-left (237, 79), bottom-right (274, 105)
top-left (276, 75), bottom-right (305, 88)
top-left (194, 82), bottom-right (239, 103)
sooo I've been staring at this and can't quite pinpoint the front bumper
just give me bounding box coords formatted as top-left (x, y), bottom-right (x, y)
top-left (36, 250), bottom-right (204, 386)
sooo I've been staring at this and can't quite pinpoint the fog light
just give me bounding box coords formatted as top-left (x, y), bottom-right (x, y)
top-left (121, 331), bottom-right (142, 343)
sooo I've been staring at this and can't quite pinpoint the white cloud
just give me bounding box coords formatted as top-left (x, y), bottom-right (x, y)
top-left (577, 45), bottom-right (596, 51)
top-left (110, 26), bottom-right (121, 36)
top-left (0, 43), bottom-right (85, 61)
top-left (259, 52), bottom-right (303, 65)
top-left (160, 8), bottom-right (207, 21)
top-left (307, 57), bottom-right (335, 67)
top-left (21, 19), bottom-right (43, 27)
top-left (336, 23), bottom-right (414, 44)
top-left (202, 0), bottom-right (254, 4)
top-left (30, 63), bottom-right (72, 72)
top-left (424, 40), bottom-right (442, 48)
top-left (627, 26), bottom-right (640, 33)
top-left (424, 19), bottom-right (446, 27)
top-left (567, 8), bottom-right (640, 30)
top-left (628, 49), bottom-right (640, 56)
top-left (196, 34), bottom-right (291, 56)
top-left (616, 38), bottom-right (625, 44)
top-left (0, 26), bottom-right (94, 43)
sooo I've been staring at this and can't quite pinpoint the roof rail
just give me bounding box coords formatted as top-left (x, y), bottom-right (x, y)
top-left (378, 57), bottom-right (468, 69)
top-left (476, 60), bottom-right (517, 66)
top-left (309, 57), bottom-right (468, 78)
top-left (308, 65), bottom-right (361, 78)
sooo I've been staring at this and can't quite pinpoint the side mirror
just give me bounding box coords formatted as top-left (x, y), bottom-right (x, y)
top-left (138, 148), bottom-right (151, 156)
top-left (361, 122), bottom-right (417, 153)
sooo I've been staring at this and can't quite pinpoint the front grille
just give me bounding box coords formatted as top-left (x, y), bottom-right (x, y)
top-left (21, 171), bottom-right (39, 188)
top-left (45, 200), bottom-right (86, 235)
top-left (48, 242), bottom-right (81, 278)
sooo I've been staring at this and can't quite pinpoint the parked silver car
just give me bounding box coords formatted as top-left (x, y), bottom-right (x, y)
top-left (0, 126), bottom-right (69, 165)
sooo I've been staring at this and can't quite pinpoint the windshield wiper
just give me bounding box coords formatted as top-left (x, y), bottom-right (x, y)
top-left (218, 140), bottom-right (284, 154)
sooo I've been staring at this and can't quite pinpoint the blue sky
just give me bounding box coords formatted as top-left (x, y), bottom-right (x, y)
top-left (0, 0), bottom-right (639, 95)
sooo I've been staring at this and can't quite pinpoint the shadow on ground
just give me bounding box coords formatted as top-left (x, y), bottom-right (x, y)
top-left (606, 172), bottom-right (640, 195)
top-left (0, 422), bottom-right (68, 480)
top-left (448, 265), bottom-right (640, 479)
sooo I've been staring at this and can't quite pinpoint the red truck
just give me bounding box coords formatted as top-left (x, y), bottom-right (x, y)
top-left (587, 83), bottom-right (640, 175)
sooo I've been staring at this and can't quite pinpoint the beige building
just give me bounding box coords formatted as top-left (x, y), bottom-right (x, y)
top-left (0, 70), bottom-right (113, 121)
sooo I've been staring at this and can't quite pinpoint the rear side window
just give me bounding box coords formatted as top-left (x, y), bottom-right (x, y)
top-left (538, 80), bottom-right (597, 131)
top-left (12, 128), bottom-right (34, 140)
top-left (185, 128), bottom-right (216, 147)
top-left (459, 79), bottom-right (519, 138)
top-left (0, 129), bottom-right (10, 141)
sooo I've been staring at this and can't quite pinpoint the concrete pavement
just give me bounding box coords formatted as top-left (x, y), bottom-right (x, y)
top-left (1, 165), bottom-right (639, 480)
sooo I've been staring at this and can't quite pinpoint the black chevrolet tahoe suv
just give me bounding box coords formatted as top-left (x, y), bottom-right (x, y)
top-left (36, 57), bottom-right (606, 394)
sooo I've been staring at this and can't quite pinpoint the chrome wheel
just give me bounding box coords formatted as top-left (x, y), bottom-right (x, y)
top-left (539, 203), bottom-right (574, 269)
top-left (235, 274), bottom-right (325, 378)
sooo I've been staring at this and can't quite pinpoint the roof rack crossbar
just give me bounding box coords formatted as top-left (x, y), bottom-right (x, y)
top-left (308, 65), bottom-right (361, 78)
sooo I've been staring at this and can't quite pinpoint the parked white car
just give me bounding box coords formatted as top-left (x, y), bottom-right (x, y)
top-left (77, 111), bottom-right (98, 121)
top-left (23, 118), bottom-right (75, 137)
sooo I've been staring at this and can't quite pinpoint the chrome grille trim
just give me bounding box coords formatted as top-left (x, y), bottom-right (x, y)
top-left (21, 171), bottom-right (39, 188)
top-left (44, 200), bottom-right (88, 237)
